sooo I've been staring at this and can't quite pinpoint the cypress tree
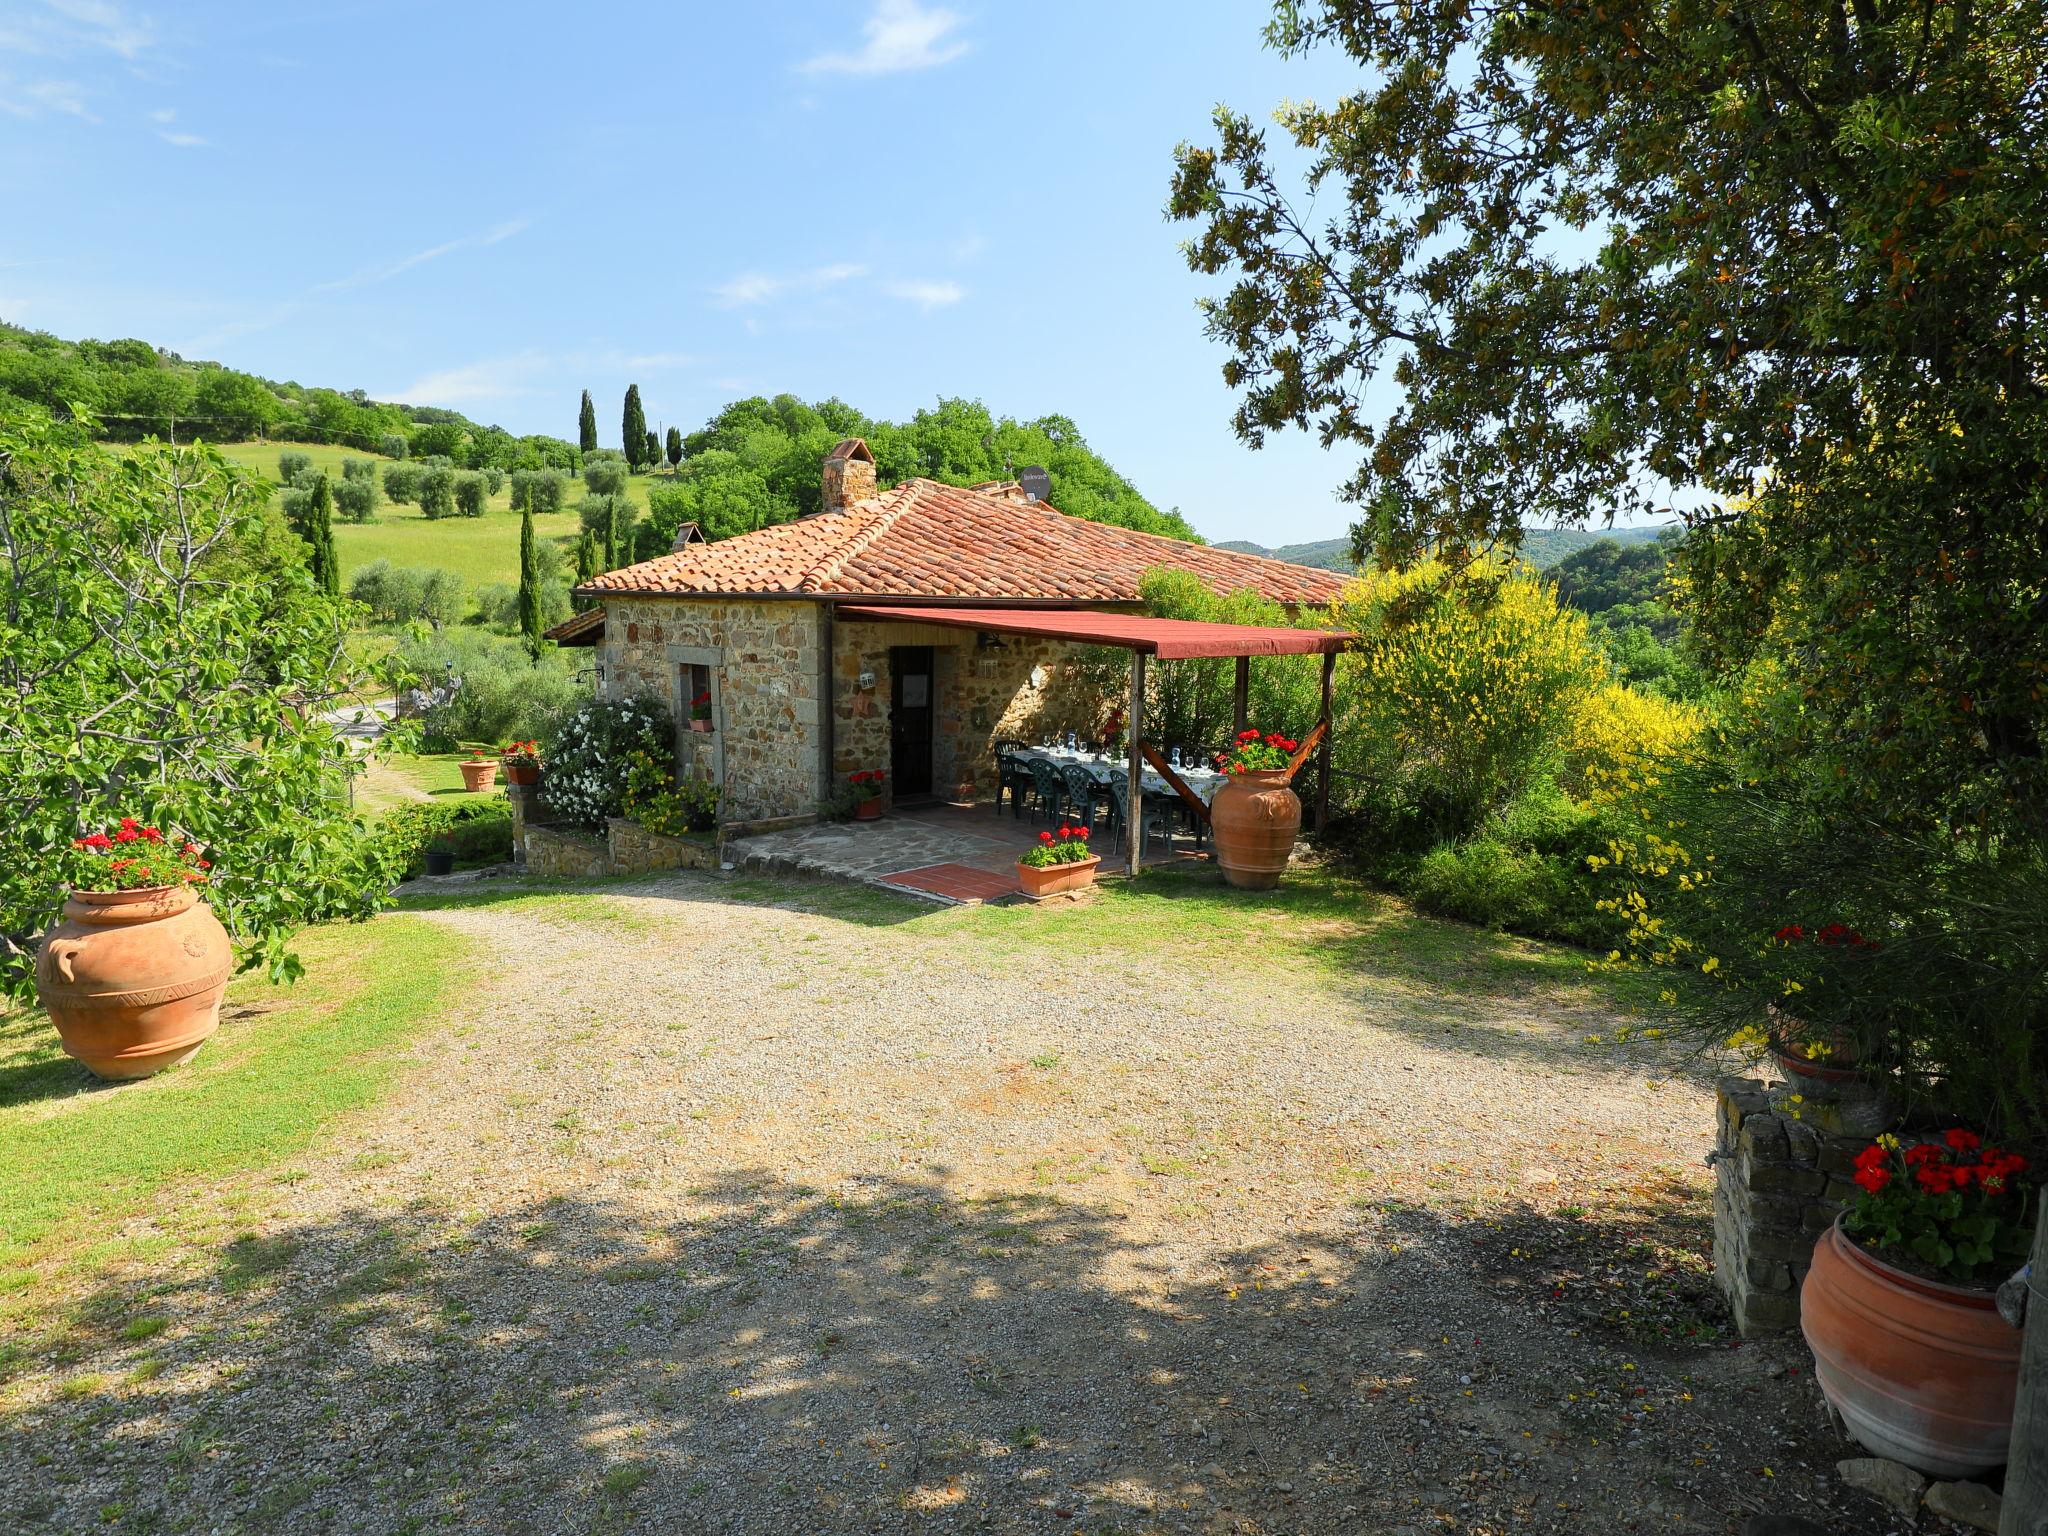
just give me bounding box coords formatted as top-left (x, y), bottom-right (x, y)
top-left (644, 429), bottom-right (660, 469)
top-left (665, 426), bottom-right (682, 469)
top-left (517, 504), bottom-right (543, 657)
top-left (573, 527), bottom-right (599, 610)
top-left (578, 390), bottom-right (598, 455)
top-left (622, 384), bottom-right (646, 469)
top-left (305, 475), bottom-right (339, 596)
top-left (603, 498), bottom-right (619, 572)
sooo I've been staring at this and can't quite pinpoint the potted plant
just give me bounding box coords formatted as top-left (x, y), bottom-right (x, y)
top-left (1017, 823), bottom-right (1100, 898)
top-left (1209, 728), bottom-right (1302, 890)
top-left (458, 745), bottom-right (500, 793)
top-left (501, 739), bottom-right (542, 786)
top-left (849, 768), bottom-right (886, 820)
top-left (36, 820), bottom-right (230, 1080)
top-left (689, 690), bottom-right (714, 734)
top-left (423, 836), bottom-right (457, 877)
top-left (1801, 1130), bottom-right (2030, 1477)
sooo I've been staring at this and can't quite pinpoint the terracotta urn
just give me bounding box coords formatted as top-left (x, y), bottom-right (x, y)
top-left (35, 885), bottom-right (232, 1080)
top-left (854, 797), bottom-right (883, 821)
top-left (459, 759), bottom-right (499, 792)
top-left (502, 758), bottom-right (540, 787)
top-left (1800, 1220), bottom-right (2020, 1477)
top-left (1018, 855), bottom-right (1100, 899)
top-left (1209, 769), bottom-right (1300, 890)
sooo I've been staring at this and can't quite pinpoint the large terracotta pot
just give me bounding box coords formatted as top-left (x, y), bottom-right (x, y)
top-left (35, 885), bottom-right (232, 1080)
top-left (1800, 1220), bottom-right (2019, 1477)
top-left (1017, 855), bottom-right (1100, 899)
top-left (502, 758), bottom-right (540, 786)
top-left (854, 797), bottom-right (883, 821)
top-left (458, 759), bottom-right (499, 792)
top-left (1209, 769), bottom-right (1301, 890)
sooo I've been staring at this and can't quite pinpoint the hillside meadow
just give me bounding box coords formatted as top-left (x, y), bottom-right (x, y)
top-left (210, 441), bottom-right (656, 588)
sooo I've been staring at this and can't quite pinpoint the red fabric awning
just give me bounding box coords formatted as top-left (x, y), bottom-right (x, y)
top-left (836, 604), bottom-right (1350, 659)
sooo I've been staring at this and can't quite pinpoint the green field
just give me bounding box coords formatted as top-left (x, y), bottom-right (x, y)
top-left (211, 441), bottom-right (664, 589)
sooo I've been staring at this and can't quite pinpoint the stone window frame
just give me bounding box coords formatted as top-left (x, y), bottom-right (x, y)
top-left (666, 643), bottom-right (724, 787)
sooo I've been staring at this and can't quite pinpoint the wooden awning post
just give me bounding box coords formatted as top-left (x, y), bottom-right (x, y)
top-left (1128, 650), bottom-right (1146, 880)
top-left (1232, 655), bottom-right (1249, 739)
top-left (1316, 650), bottom-right (1335, 830)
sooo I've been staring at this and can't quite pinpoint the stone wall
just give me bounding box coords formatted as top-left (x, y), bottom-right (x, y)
top-left (522, 823), bottom-right (616, 880)
top-left (1711, 1075), bottom-right (1874, 1336)
top-left (607, 818), bottom-right (719, 873)
top-left (510, 784), bottom-right (719, 878)
top-left (594, 596), bottom-right (825, 822)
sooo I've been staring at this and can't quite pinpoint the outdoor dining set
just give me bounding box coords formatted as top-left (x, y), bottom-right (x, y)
top-left (994, 739), bottom-right (1221, 860)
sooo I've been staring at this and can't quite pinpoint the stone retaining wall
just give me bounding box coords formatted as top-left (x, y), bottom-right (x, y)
top-left (508, 784), bottom-right (719, 879)
top-left (1711, 1075), bottom-right (1873, 1335)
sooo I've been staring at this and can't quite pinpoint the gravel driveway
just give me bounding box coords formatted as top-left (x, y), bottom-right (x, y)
top-left (1, 871), bottom-right (1899, 1535)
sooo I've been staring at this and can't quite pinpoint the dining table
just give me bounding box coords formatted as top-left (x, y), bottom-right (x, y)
top-left (1012, 744), bottom-right (1228, 806)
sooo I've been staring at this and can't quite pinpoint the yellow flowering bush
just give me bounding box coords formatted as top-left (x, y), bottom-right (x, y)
top-left (1561, 682), bottom-right (1705, 803)
top-left (1331, 555), bottom-right (1606, 837)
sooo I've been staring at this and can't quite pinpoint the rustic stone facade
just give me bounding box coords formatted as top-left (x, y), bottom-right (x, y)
top-left (590, 598), bottom-right (1118, 821)
top-left (594, 596), bottom-right (826, 823)
top-left (1711, 1075), bottom-right (1876, 1336)
top-left (522, 823), bottom-right (615, 880)
top-left (607, 818), bottom-right (719, 873)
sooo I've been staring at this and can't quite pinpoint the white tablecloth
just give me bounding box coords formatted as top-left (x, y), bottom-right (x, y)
top-left (1013, 746), bottom-right (1225, 805)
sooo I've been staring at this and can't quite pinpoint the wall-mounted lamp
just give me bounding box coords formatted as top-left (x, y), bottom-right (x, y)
top-left (975, 631), bottom-right (1009, 652)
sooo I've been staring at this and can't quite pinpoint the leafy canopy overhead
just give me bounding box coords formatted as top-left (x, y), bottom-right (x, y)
top-left (1172, 0), bottom-right (2048, 835)
top-left (646, 393), bottom-right (1193, 546)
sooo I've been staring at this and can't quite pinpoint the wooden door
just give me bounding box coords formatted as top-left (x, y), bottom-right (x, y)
top-left (889, 646), bottom-right (935, 797)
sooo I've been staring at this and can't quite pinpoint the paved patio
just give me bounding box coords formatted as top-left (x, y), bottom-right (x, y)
top-left (728, 799), bottom-right (1212, 904)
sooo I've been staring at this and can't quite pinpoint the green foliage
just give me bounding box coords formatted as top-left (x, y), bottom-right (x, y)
top-left (622, 385), bottom-right (648, 470)
top-left (621, 748), bottom-right (718, 836)
top-left (381, 462), bottom-right (421, 504)
top-left (574, 528), bottom-right (599, 585)
top-left (277, 449), bottom-right (312, 484)
top-left (348, 561), bottom-right (466, 628)
top-left (517, 505), bottom-right (544, 656)
top-left (578, 389), bottom-right (598, 455)
top-left (371, 797), bottom-right (513, 876)
top-left (582, 452), bottom-right (630, 498)
top-left (377, 432), bottom-right (408, 460)
top-left (1403, 781), bottom-right (1622, 947)
top-left (391, 629), bottom-right (582, 749)
top-left (481, 465), bottom-right (505, 496)
top-left (651, 393), bottom-right (1191, 546)
top-left (1552, 538), bottom-right (1675, 620)
top-left (664, 425), bottom-right (682, 468)
top-left (1138, 567), bottom-right (1320, 752)
top-left (339, 456), bottom-right (377, 485)
top-left (330, 474), bottom-right (377, 523)
top-left (0, 411), bottom-right (388, 1000)
top-left (416, 464), bottom-right (455, 520)
top-left (452, 471), bottom-right (488, 518)
top-left (303, 476), bottom-right (340, 597)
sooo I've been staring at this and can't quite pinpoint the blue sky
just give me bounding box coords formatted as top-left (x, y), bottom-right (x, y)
top-left (5, 1), bottom-right (1401, 545)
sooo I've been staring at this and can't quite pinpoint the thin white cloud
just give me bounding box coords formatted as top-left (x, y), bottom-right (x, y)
top-left (156, 128), bottom-right (202, 146)
top-left (42, 0), bottom-right (153, 60)
top-left (799, 0), bottom-right (968, 76)
top-left (147, 104), bottom-right (173, 122)
top-left (886, 278), bottom-right (965, 312)
top-left (387, 348), bottom-right (705, 409)
top-left (314, 219), bottom-right (530, 293)
top-left (0, 76), bottom-right (97, 119)
top-left (712, 262), bottom-right (867, 309)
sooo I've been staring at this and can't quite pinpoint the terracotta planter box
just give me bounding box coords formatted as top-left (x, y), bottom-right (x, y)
top-left (1210, 769), bottom-right (1300, 890)
top-left (1801, 1220), bottom-right (2019, 1477)
top-left (689, 718), bottom-right (713, 734)
top-left (502, 759), bottom-right (540, 786)
top-left (459, 759), bottom-right (499, 792)
top-left (854, 797), bottom-right (883, 821)
top-left (36, 885), bottom-right (232, 1079)
top-left (1017, 855), bottom-right (1100, 899)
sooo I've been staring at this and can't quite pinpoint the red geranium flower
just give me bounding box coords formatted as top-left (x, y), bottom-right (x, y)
top-left (1943, 1127), bottom-right (1982, 1154)
top-left (1039, 831), bottom-right (1053, 843)
top-left (1774, 923), bottom-right (1804, 942)
top-left (1853, 1166), bottom-right (1890, 1194)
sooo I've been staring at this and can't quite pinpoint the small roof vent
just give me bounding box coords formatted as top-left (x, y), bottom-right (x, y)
top-left (1018, 466), bottom-right (1051, 503)
top-left (670, 521), bottom-right (704, 552)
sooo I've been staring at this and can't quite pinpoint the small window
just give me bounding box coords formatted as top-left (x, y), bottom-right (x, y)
top-left (683, 662), bottom-right (714, 733)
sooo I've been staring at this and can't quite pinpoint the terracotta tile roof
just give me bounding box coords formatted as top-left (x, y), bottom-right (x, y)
top-left (577, 479), bottom-right (1350, 606)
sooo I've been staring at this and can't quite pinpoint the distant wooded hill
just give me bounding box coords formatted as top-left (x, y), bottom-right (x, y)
top-left (1218, 523), bottom-right (1674, 573)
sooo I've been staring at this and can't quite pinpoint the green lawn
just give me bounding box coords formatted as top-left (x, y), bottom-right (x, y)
top-left (0, 915), bottom-right (474, 1283)
top-left (209, 441), bottom-right (666, 588)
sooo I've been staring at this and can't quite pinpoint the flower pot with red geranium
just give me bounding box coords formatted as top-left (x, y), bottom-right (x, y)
top-left (688, 691), bottom-right (714, 733)
top-left (501, 739), bottom-right (542, 786)
top-left (849, 768), bottom-right (886, 819)
top-left (36, 820), bottom-right (230, 1080)
top-left (1801, 1129), bottom-right (2031, 1477)
top-left (1017, 824), bottom-right (1099, 898)
top-left (1209, 728), bottom-right (1302, 889)
top-left (457, 745), bottom-right (499, 793)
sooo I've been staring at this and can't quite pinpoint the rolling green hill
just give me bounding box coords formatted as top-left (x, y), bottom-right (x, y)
top-left (1217, 523), bottom-right (1675, 573)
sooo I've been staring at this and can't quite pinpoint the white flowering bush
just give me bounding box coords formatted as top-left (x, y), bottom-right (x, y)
top-left (542, 694), bottom-right (674, 831)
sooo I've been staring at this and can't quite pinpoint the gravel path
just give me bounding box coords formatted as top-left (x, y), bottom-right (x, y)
top-left (1, 873), bottom-right (1899, 1535)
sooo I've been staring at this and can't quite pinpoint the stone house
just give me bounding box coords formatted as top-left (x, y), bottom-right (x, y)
top-left (553, 439), bottom-right (1348, 830)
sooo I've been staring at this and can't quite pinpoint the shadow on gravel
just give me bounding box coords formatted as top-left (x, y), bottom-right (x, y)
top-left (5, 1168), bottom-right (1871, 1536)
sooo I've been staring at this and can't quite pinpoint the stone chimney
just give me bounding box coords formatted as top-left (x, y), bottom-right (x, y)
top-left (820, 437), bottom-right (877, 514)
